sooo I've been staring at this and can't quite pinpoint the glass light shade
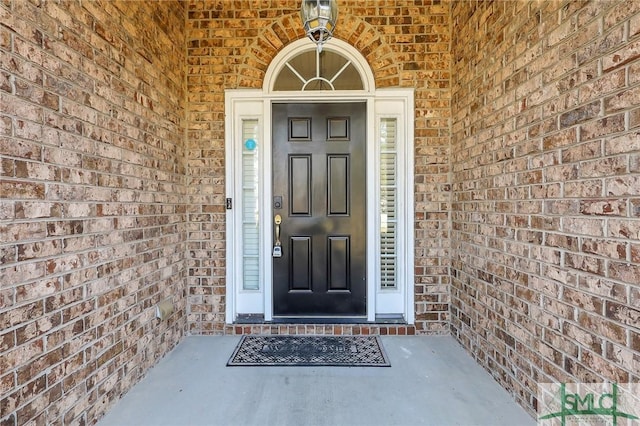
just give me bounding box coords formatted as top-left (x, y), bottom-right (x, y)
top-left (300, 0), bottom-right (338, 52)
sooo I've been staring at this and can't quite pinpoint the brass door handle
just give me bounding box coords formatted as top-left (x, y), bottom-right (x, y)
top-left (274, 214), bottom-right (282, 246)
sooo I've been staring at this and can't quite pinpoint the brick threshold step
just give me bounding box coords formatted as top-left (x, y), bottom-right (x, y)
top-left (224, 315), bottom-right (416, 335)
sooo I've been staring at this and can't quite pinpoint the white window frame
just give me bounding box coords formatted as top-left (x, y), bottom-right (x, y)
top-left (225, 38), bottom-right (414, 324)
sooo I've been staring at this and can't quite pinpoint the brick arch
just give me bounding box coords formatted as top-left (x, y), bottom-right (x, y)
top-left (238, 12), bottom-right (402, 89)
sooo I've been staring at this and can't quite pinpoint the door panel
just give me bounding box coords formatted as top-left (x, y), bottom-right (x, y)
top-left (272, 102), bottom-right (366, 317)
top-left (290, 237), bottom-right (311, 291)
top-left (289, 156), bottom-right (311, 215)
top-left (328, 155), bottom-right (349, 215)
top-left (328, 236), bottom-right (350, 290)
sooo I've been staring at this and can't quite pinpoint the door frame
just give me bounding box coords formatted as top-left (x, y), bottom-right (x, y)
top-left (224, 39), bottom-right (414, 324)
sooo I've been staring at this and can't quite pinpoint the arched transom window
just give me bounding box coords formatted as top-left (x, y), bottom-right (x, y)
top-left (273, 48), bottom-right (364, 91)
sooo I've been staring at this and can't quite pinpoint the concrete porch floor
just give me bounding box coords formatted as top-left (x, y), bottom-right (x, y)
top-left (97, 335), bottom-right (535, 426)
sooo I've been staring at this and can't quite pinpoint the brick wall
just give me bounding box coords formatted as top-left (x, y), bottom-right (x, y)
top-left (451, 0), bottom-right (640, 415)
top-left (185, 0), bottom-right (452, 335)
top-left (0, 1), bottom-right (187, 424)
top-left (11, 0), bottom-right (638, 423)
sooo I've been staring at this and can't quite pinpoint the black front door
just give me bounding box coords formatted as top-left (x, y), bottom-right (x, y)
top-left (272, 103), bottom-right (366, 317)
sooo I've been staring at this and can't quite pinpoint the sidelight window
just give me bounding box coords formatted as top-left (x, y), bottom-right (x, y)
top-left (379, 118), bottom-right (398, 289)
top-left (241, 119), bottom-right (260, 290)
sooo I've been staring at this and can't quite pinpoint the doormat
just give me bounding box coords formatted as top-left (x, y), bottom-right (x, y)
top-left (227, 335), bottom-right (391, 367)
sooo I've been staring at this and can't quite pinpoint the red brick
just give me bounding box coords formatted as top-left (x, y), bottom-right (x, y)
top-left (580, 199), bottom-right (628, 216)
top-left (578, 70), bottom-right (625, 104)
top-left (0, 115), bottom-right (11, 135)
top-left (632, 155), bottom-right (640, 173)
top-left (565, 253), bottom-right (606, 275)
top-left (606, 176), bottom-right (640, 196)
top-left (16, 281), bottom-right (57, 305)
top-left (561, 141), bottom-right (602, 163)
top-left (0, 138), bottom-right (42, 160)
top-left (605, 301), bottom-right (640, 328)
top-left (0, 244), bottom-right (16, 265)
top-left (605, 85), bottom-right (640, 112)
top-left (542, 128), bottom-right (577, 150)
top-left (559, 323), bottom-right (597, 355)
top-left (0, 330), bottom-right (15, 353)
top-left (578, 312), bottom-right (627, 345)
top-left (17, 240), bottom-right (61, 261)
top-left (0, 262), bottom-right (46, 286)
top-left (608, 261), bottom-right (640, 284)
top-left (563, 179), bottom-right (603, 198)
top-left (608, 219), bottom-right (640, 239)
top-left (579, 113), bottom-right (625, 142)
top-left (631, 106), bottom-right (640, 129)
top-left (603, 38), bottom-right (640, 72)
top-left (0, 180), bottom-right (45, 199)
top-left (632, 331), bottom-right (640, 352)
top-left (632, 243), bottom-right (640, 262)
top-left (580, 350), bottom-right (629, 383)
top-left (582, 238), bottom-right (627, 260)
top-left (559, 101), bottom-right (600, 128)
top-left (578, 276), bottom-right (627, 303)
top-left (578, 156), bottom-right (627, 178)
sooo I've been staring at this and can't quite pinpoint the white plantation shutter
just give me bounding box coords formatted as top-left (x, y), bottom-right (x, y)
top-left (379, 119), bottom-right (397, 289)
top-left (242, 119), bottom-right (259, 290)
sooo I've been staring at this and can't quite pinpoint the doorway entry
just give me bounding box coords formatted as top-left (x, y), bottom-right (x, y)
top-left (272, 102), bottom-right (367, 317)
top-left (224, 38), bottom-right (415, 324)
